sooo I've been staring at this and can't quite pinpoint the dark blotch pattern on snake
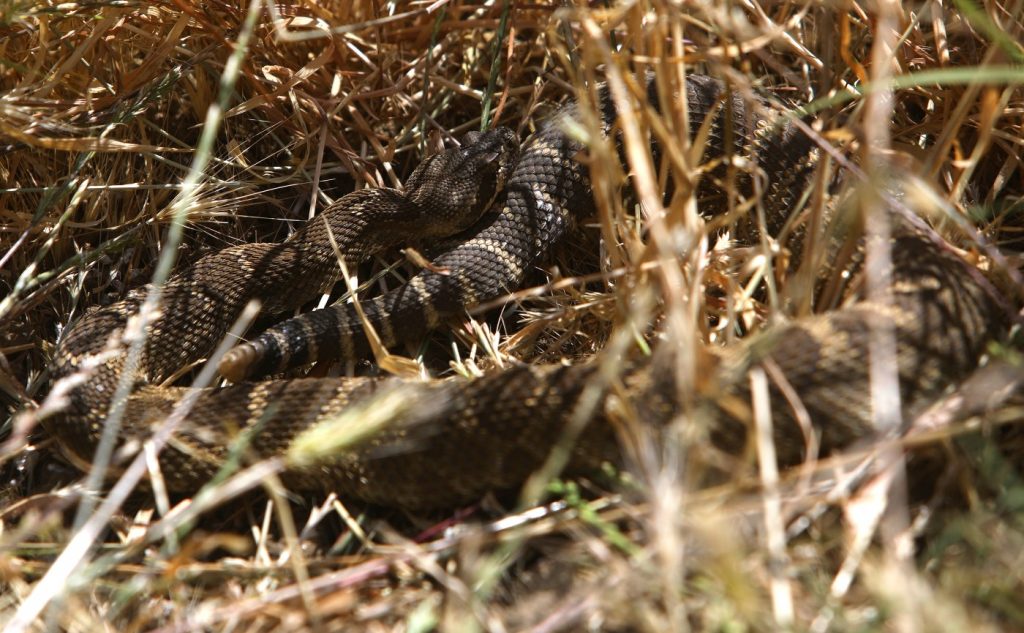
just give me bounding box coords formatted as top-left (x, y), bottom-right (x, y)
top-left (49, 75), bottom-right (1010, 509)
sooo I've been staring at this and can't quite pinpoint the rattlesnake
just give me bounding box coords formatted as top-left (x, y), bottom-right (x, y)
top-left (48, 74), bottom-right (1010, 509)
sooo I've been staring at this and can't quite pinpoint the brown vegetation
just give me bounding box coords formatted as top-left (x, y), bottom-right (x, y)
top-left (1, 1), bottom-right (1022, 630)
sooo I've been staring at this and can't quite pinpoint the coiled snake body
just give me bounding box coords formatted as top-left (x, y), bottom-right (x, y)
top-left (50, 75), bottom-right (1009, 509)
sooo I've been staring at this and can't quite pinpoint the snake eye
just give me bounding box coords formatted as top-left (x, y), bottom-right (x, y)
top-left (474, 149), bottom-right (502, 164)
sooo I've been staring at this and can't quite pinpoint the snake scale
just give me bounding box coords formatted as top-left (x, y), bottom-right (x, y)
top-left (49, 74), bottom-right (1010, 509)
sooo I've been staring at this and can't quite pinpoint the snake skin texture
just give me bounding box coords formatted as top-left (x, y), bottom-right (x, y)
top-left (220, 75), bottom-right (820, 380)
top-left (49, 75), bottom-right (1010, 509)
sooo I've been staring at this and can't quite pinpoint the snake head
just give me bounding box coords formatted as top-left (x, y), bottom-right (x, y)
top-left (405, 127), bottom-right (519, 236)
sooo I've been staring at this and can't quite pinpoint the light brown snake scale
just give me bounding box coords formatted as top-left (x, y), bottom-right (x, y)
top-left (49, 75), bottom-right (1011, 509)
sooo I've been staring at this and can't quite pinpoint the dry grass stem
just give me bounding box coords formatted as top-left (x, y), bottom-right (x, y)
top-left (1, 0), bottom-right (1022, 630)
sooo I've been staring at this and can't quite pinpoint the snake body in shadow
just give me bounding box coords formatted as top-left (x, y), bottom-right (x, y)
top-left (49, 75), bottom-right (1009, 508)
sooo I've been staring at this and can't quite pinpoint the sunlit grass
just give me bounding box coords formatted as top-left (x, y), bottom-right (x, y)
top-left (1, 0), bottom-right (1021, 630)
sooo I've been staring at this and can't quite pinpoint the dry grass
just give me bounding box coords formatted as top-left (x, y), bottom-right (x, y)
top-left (1, 0), bottom-right (1023, 631)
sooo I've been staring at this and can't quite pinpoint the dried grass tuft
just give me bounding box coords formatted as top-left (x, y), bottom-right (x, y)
top-left (1, 1), bottom-right (1023, 631)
